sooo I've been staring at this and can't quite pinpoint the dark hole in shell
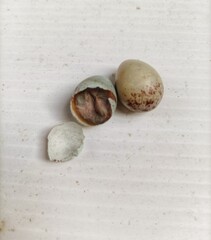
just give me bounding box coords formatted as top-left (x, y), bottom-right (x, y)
top-left (72, 87), bottom-right (116, 125)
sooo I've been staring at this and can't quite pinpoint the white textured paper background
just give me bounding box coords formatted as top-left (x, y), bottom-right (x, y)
top-left (0, 0), bottom-right (211, 239)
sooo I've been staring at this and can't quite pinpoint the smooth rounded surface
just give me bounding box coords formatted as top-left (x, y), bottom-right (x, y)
top-left (70, 76), bottom-right (117, 126)
top-left (115, 59), bottom-right (164, 112)
top-left (47, 122), bottom-right (84, 162)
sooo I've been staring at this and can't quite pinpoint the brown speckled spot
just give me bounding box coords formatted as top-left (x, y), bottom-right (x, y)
top-left (145, 99), bottom-right (154, 106)
top-left (148, 87), bottom-right (155, 95)
top-left (126, 87), bottom-right (162, 111)
top-left (127, 99), bottom-right (141, 111)
top-left (131, 93), bottom-right (137, 97)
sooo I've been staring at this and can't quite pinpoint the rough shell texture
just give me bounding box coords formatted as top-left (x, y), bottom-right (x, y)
top-left (47, 122), bottom-right (84, 162)
top-left (115, 59), bottom-right (164, 112)
top-left (70, 75), bottom-right (117, 126)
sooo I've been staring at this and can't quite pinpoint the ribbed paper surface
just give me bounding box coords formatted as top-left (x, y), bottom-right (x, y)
top-left (0, 0), bottom-right (211, 239)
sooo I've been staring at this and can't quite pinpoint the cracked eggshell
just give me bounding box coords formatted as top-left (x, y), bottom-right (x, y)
top-left (70, 75), bottom-right (117, 126)
top-left (115, 59), bottom-right (164, 112)
top-left (47, 122), bottom-right (84, 162)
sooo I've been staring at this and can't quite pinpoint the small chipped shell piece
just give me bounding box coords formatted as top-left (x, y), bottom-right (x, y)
top-left (115, 59), bottom-right (164, 112)
top-left (70, 75), bottom-right (117, 126)
top-left (47, 122), bottom-right (84, 162)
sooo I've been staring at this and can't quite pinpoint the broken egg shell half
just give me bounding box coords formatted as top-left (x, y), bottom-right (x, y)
top-left (115, 59), bottom-right (164, 112)
top-left (70, 75), bottom-right (117, 126)
top-left (47, 122), bottom-right (84, 162)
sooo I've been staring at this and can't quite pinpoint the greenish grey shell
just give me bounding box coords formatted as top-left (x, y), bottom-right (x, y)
top-left (47, 122), bottom-right (84, 162)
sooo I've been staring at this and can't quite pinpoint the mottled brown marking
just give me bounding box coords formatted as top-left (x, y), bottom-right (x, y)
top-left (121, 79), bottom-right (163, 111)
top-left (126, 86), bottom-right (161, 111)
top-left (145, 99), bottom-right (154, 106)
top-left (131, 93), bottom-right (137, 97)
top-left (127, 99), bottom-right (141, 110)
top-left (148, 87), bottom-right (155, 95)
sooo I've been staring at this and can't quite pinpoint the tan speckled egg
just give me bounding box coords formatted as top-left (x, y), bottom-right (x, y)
top-left (115, 59), bottom-right (164, 112)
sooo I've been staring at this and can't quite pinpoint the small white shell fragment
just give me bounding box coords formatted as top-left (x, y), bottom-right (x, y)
top-left (47, 122), bottom-right (84, 162)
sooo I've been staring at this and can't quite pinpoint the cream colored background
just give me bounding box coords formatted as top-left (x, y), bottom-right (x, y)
top-left (0, 0), bottom-right (211, 239)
